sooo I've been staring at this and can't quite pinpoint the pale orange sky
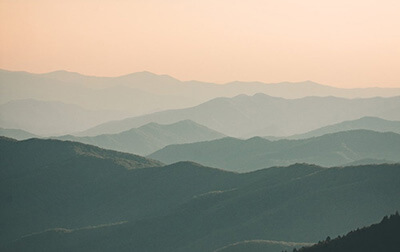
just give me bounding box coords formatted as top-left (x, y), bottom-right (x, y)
top-left (1, 0), bottom-right (400, 88)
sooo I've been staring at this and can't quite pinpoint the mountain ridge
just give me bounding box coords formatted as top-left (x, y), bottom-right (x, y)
top-left (149, 129), bottom-right (400, 171)
top-left (79, 94), bottom-right (400, 137)
top-left (3, 69), bottom-right (400, 136)
top-left (54, 120), bottom-right (225, 155)
top-left (264, 116), bottom-right (400, 140)
top-left (3, 161), bottom-right (399, 251)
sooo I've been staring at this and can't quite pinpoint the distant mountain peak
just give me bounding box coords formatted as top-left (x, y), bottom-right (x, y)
top-left (118, 71), bottom-right (179, 82)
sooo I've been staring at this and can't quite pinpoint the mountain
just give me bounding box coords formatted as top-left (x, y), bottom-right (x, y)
top-left (0, 137), bottom-right (242, 244)
top-left (149, 130), bottom-right (400, 172)
top-left (0, 127), bottom-right (37, 140)
top-left (80, 94), bottom-right (400, 137)
top-left (295, 212), bottom-right (400, 252)
top-left (0, 99), bottom-right (128, 136)
top-left (3, 69), bottom-right (400, 127)
top-left (0, 69), bottom-right (198, 117)
top-left (3, 162), bottom-right (400, 251)
top-left (54, 120), bottom-right (225, 155)
top-left (3, 69), bottom-right (400, 101)
top-left (269, 116), bottom-right (400, 140)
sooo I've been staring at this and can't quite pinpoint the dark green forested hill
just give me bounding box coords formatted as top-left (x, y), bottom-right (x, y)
top-left (2, 143), bottom-right (400, 252)
top-left (0, 137), bottom-right (242, 243)
top-left (149, 130), bottom-right (400, 172)
top-left (294, 212), bottom-right (400, 252)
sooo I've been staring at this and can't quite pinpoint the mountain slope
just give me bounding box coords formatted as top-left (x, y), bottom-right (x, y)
top-left (149, 130), bottom-right (400, 172)
top-left (80, 94), bottom-right (400, 137)
top-left (0, 99), bottom-right (128, 135)
top-left (0, 137), bottom-right (244, 244)
top-left (278, 116), bottom-right (400, 139)
top-left (55, 120), bottom-right (225, 155)
top-left (214, 240), bottom-right (312, 252)
top-left (295, 212), bottom-right (400, 252)
top-left (0, 127), bottom-right (37, 140)
top-left (3, 163), bottom-right (400, 252)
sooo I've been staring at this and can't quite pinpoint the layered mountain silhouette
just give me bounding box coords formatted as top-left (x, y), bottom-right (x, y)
top-left (0, 127), bottom-right (37, 140)
top-left (0, 99), bottom-right (128, 136)
top-left (80, 94), bottom-right (400, 137)
top-left (2, 69), bottom-right (400, 252)
top-left (54, 120), bottom-right (225, 155)
top-left (3, 69), bottom-right (400, 136)
top-left (149, 130), bottom-right (400, 171)
top-left (3, 69), bottom-right (400, 106)
top-left (2, 143), bottom-right (399, 252)
top-left (0, 69), bottom-right (198, 115)
top-left (265, 116), bottom-right (400, 140)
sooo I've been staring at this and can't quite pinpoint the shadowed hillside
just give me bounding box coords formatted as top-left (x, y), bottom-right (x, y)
top-left (2, 157), bottom-right (399, 252)
top-left (294, 212), bottom-right (400, 252)
top-left (149, 130), bottom-right (400, 172)
top-left (0, 138), bottom-right (246, 243)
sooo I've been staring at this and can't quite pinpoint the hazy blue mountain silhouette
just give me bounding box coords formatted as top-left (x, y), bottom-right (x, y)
top-left (264, 116), bottom-right (400, 140)
top-left (0, 127), bottom-right (37, 140)
top-left (3, 69), bottom-right (400, 104)
top-left (3, 159), bottom-right (399, 252)
top-left (80, 94), bottom-right (400, 137)
top-left (0, 99), bottom-right (128, 136)
top-left (54, 120), bottom-right (225, 155)
top-left (149, 130), bottom-right (400, 171)
top-left (0, 70), bottom-right (197, 119)
top-left (3, 68), bottom-right (400, 136)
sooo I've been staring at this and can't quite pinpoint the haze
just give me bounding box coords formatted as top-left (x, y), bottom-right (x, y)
top-left (1, 0), bottom-right (400, 88)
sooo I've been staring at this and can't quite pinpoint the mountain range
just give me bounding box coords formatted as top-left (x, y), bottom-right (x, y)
top-left (1, 137), bottom-right (399, 251)
top-left (3, 69), bottom-right (400, 136)
top-left (3, 69), bottom-right (400, 106)
top-left (80, 94), bottom-right (400, 137)
top-left (149, 130), bottom-right (400, 172)
top-left (2, 68), bottom-right (400, 251)
top-left (54, 120), bottom-right (225, 155)
top-left (0, 69), bottom-right (198, 114)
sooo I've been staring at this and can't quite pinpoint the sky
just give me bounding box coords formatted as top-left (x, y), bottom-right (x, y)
top-left (1, 0), bottom-right (400, 88)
